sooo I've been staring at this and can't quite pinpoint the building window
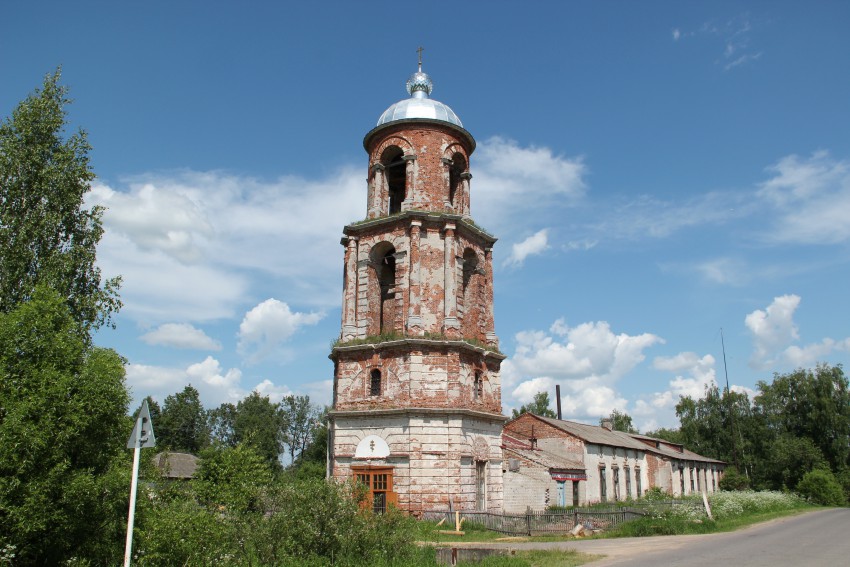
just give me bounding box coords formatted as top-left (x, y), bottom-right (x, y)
top-left (635, 467), bottom-right (642, 497)
top-left (370, 369), bottom-right (381, 396)
top-left (382, 147), bottom-right (406, 214)
top-left (476, 461), bottom-right (487, 511)
top-left (353, 467), bottom-right (395, 514)
top-left (696, 467), bottom-right (701, 492)
top-left (572, 480), bottom-right (580, 506)
top-left (624, 466), bottom-right (632, 499)
top-left (690, 468), bottom-right (695, 493)
top-left (613, 467), bottom-right (620, 501)
top-left (474, 371), bottom-right (483, 401)
top-left (377, 247), bottom-right (396, 333)
top-left (712, 468), bottom-right (716, 491)
top-left (449, 153), bottom-right (466, 209)
top-left (679, 465), bottom-right (685, 494)
top-left (599, 466), bottom-right (607, 503)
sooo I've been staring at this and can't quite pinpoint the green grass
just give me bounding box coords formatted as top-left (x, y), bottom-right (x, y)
top-left (456, 549), bottom-right (600, 567)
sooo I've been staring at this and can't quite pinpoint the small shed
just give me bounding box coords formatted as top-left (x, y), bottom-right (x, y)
top-left (153, 451), bottom-right (199, 480)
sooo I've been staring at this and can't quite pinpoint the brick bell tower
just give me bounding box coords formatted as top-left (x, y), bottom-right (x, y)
top-left (329, 57), bottom-right (505, 514)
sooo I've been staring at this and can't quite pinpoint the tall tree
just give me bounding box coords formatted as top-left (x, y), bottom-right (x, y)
top-left (208, 402), bottom-right (238, 447)
top-left (234, 391), bottom-right (283, 468)
top-left (753, 364), bottom-right (850, 474)
top-left (157, 385), bottom-right (209, 453)
top-left (279, 394), bottom-right (319, 464)
top-left (0, 287), bottom-right (129, 565)
top-left (602, 409), bottom-right (638, 433)
top-left (0, 69), bottom-right (121, 333)
top-left (512, 391), bottom-right (557, 418)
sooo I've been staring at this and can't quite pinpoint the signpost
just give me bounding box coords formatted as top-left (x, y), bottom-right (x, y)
top-left (124, 399), bottom-right (156, 567)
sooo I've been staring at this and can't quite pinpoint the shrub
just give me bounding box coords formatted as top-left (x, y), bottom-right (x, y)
top-left (719, 468), bottom-right (750, 491)
top-left (796, 469), bottom-right (846, 506)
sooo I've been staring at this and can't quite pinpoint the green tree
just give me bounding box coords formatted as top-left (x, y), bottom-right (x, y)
top-left (512, 391), bottom-right (557, 418)
top-left (280, 394), bottom-right (319, 464)
top-left (642, 427), bottom-right (683, 445)
top-left (0, 287), bottom-right (129, 565)
top-left (157, 385), bottom-right (209, 453)
top-left (290, 405), bottom-right (329, 480)
top-left (234, 391), bottom-right (283, 468)
top-left (602, 409), bottom-right (638, 433)
top-left (207, 401), bottom-right (237, 447)
top-left (0, 69), bottom-right (120, 334)
top-left (676, 384), bottom-right (754, 470)
top-left (753, 364), bottom-right (850, 474)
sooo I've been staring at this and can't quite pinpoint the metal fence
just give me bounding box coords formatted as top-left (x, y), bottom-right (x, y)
top-left (421, 507), bottom-right (648, 536)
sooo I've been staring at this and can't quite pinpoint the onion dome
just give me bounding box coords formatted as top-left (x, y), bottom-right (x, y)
top-left (377, 68), bottom-right (463, 127)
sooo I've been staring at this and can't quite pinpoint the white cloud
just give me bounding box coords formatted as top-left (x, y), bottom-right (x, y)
top-left (140, 323), bottom-right (221, 350)
top-left (237, 299), bottom-right (323, 364)
top-left (757, 151), bottom-right (850, 245)
top-left (505, 229), bottom-right (549, 267)
top-left (672, 28), bottom-right (681, 41)
top-left (186, 356), bottom-right (242, 388)
top-left (504, 318), bottom-right (663, 421)
top-left (88, 166), bottom-right (364, 324)
top-left (694, 257), bottom-right (748, 286)
top-left (632, 352), bottom-right (718, 430)
top-left (472, 137), bottom-right (587, 233)
top-left (253, 379), bottom-right (294, 404)
top-left (125, 357), bottom-right (297, 409)
top-left (745, 294), bottom-right (801, 368)
top-left (745, 294), bottom-right (850, 370)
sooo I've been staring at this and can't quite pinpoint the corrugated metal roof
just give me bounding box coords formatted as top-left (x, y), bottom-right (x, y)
top-left (504, 445), bottom-right (584, 471)
top-left (527, 414), bottom-right (725, 465)
top-left (534, 415), bottom-right (650, 452)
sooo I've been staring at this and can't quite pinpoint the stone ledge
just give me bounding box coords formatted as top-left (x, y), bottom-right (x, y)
top-left (330, 406), bottom-right (509, 424)
top-left (330, 337), bottom-right (506, 361)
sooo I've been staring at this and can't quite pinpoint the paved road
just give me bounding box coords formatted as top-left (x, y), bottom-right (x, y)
top-left (450, 509), bottom-right (850, 566)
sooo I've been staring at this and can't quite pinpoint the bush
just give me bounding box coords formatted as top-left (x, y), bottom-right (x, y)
top-left (796, 469), bottom-right (846, 506)
top-left (719, 468), bottom-right (750, 491)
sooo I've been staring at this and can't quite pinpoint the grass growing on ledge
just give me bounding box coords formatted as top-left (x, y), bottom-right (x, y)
top-left (332, 332), bottom-right (502, 354)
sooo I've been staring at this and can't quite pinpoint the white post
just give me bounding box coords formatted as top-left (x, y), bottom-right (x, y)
top-left (123, 433), bottom-right (142, 566)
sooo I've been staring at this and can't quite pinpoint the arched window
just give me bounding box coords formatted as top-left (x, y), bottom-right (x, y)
top-left (449, 153), bottom-right (466, 209)
top-left (474, 371), bottom-right (483, 401)
top-left (377, 246), bottom-right (396, 333)
top-left (370, 369), bottom-right (381, 396)
top-left (381, 147), bottom-right (406, 214)
top-left (461, 248), bottom-right (481, 332)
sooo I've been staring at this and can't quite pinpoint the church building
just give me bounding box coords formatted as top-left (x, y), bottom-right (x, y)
top-left (328, 59), bottom-right (506, 514)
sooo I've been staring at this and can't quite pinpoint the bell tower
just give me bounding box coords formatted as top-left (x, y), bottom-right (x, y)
top-left (329, 58), bottom-right (505, 514)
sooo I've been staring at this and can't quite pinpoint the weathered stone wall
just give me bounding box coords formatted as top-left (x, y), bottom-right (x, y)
top-left (331, 410), bottom-right (504, 513)
top-left (333, 342), bottom-right (502, 414)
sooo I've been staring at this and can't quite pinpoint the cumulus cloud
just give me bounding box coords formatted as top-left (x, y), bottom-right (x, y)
top-left (757, 151), bottom-right (850, 245)
top-left (237, 299), bottom-right (323, 364)
top-left (632, 352), bottom-right (717, 430)
top-left (125, 357), bottom-right (295, 409)
top-left (746, 294), bottom-right (850, 369)
top-left (504, 318), bottom-right (663, 421)
top-left (88, 167), bottom-right (364, 323)
top-left (745, 294), bottom-right (801, 368)
top-left (505, 229), bottom-right (549, 267)
top-left (140, 323), bottom-right (221, 350)
top-left (472, 137), bottom-right (587, 233)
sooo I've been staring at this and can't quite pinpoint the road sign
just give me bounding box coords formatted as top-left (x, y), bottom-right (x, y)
top-left (127, 399), bottom-right (156, 449)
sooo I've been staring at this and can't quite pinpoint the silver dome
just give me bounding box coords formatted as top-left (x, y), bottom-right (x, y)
top-left (376, 70), bottom-right (463, 127)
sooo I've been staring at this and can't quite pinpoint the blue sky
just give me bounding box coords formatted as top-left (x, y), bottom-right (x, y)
top-left (3, 1), bottom-right (849, 431)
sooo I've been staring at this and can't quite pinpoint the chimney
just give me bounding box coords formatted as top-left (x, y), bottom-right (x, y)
top-left (555, 385), bottom-right (562, 420)
top-left (601, 418), bottom-right (613, 431)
